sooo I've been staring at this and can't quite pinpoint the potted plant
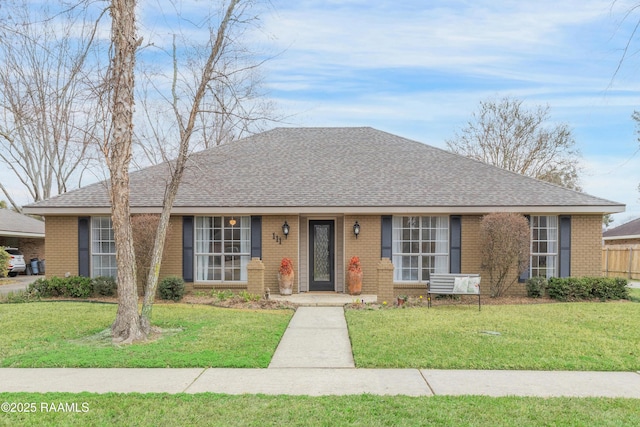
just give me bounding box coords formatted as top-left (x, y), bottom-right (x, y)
top-left (347, 256), bottom-right (363, 295)
top-left (278, 257), bottom-right (294, 295)
top-left (397, 294), bottom-right (408, 306)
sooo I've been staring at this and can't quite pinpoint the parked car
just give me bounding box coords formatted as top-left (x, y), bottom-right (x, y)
top-left (4, 248), bottom-right (26, 277)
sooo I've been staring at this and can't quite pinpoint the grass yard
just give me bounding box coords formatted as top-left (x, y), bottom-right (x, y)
top-left (0, 393), bottom-right (639, 427)
top-left (0, 302), bottom-right (293, 368)
top-left (346, 301), bottom-right (640, 371)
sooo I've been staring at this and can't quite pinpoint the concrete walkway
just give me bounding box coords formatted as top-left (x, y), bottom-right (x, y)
top-left (269, 307), bottom-right (354, 368)
top-left (1, 306), bottom-right (640, 397)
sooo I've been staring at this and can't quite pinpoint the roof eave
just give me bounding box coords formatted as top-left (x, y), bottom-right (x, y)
top-left (603, 234), bottom-right (640, 241)
top-left (22, 204), bottom-right (626, 216)
top-left (0, 231), bottom-right (45, 238)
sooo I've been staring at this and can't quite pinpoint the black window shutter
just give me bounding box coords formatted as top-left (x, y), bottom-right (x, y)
top-left (381, 216), bottom-right (392, 259)
top-left (450, 215), bottom-right (461, 274)
top-left (558, 215), bottom-right (571, 278)
top-left (519, 215), bottom-right (531, 283)
top-left (183, 216), bottom-right (194, 282)
top-left (251, 216), bottom-right (262, 259)
top-left (78, 217), bottom-right (90, 277)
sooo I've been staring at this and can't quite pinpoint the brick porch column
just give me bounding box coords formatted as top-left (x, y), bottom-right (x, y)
top-left (376, 258), bottom-right (394, 304)
top-left (246, 257), bottom-right (265, 296)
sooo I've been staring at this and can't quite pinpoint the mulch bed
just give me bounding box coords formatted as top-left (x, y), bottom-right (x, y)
top-left (10, 292), bottom-right (630, 310)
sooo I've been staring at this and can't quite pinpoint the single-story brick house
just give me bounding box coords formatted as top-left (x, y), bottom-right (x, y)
top-left (23, 127), bottom-right (624, 300)
top-left (603, 217), bottom-right (640, 246)
top-left (0, 209), bottom-right (45, 267)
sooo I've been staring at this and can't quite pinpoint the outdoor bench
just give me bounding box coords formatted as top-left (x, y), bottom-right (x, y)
top-left (427, 273), bottom-right (481, 310)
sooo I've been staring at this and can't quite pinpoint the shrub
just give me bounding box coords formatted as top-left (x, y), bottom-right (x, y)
top-left (479, 213), bottom-right (530, 297)
top-left (64, 276), bottom-right (93, 298)
top-left (547, 277), bottom-right (629, 302)
top-left (526, 276), bottom-right (547, 298)
top-left (28, 277), bottom-right (56, 297)
top-left (591, 277), bottom-right (629, 301)
top-left (92, 276), bottom-right (117, 296)
top-left (0, 247), bottom-right (9, 278)
top-left (132, 214), bottom-right (172, 284)
top-left (159, 276), bottom-right (185, 301)
top-left (27, 276), bottom-right (92, 298)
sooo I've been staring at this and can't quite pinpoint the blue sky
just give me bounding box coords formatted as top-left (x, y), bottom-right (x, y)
top-left (257, 0), bottom-right (640, 225)
top-left (4, 0), bottom-right (640, 226)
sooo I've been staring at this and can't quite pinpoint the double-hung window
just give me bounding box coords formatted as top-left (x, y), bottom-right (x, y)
top-left (392, 216), bottom-right (449, 282)
top-left (195, 216), bottom-right (250, 282)
top-left (91, 216), bottom-right (117, 278)
top-left (530, 215), bottom-right (558, 278)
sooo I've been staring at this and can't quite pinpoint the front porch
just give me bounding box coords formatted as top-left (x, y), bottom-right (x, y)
top-left (270, 292), bottom-right (377, 307)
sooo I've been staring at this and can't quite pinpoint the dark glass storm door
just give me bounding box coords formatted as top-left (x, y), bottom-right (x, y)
top-left (309, 220), bottom-right (335, 291)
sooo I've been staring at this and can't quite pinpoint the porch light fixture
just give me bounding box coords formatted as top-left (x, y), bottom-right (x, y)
top-left (282, 221), bottom-right (290, 239)
top-left (353, 221), bottom-right (360, 239)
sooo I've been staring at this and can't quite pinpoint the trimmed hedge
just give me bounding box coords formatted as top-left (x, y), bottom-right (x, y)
top-left (27, 276), bottom-right (116, 298)
top-left (525, 276), bottom-right (547, 298)
top-left (546, 277), bottom-right (629, 302)
top-left (92, 276), bottom-right (117, 296)
top-left (158, 276), bottom-right (185, 301)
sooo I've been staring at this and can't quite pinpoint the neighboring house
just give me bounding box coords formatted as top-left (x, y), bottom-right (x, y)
top-left (603, 217), bottom-right (640, 246)
top-left (0, 209), bottom-right (45, 266)
top-left (23, 127), bottom-right (624, 300)
top-left (602, 217), bottom-right (640, 280)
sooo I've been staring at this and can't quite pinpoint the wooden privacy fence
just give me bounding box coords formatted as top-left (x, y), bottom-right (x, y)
top-left (602, 245), bottom-right (640, 280)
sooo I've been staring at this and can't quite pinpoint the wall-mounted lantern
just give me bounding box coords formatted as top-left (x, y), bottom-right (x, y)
top-left (353, 221), bottom-right (360, 239)
top-left (282, 220), bottom-right (290, 239)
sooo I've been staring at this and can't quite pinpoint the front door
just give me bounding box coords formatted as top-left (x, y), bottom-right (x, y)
top-left (309, 220), bottom-right (335, 291)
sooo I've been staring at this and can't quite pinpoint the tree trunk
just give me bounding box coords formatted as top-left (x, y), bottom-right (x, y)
top-left (109, 0), bottom-right (145, 343)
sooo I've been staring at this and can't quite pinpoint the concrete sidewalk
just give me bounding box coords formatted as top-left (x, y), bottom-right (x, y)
top-left (1, 306), bottom-right (639, 397)
top-left (1, 368), bottom-right (639, 397)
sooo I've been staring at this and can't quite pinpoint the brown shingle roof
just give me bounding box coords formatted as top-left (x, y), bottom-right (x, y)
top-left (23, 127), bottom-right (624, 214)
top-left (0, 209), bottom-right (45, 238)
top-left (603, 217), bottom-right (640, 239)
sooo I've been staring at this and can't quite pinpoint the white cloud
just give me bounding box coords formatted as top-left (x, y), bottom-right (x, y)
top-left (264, 0), bottom-right (622, 73)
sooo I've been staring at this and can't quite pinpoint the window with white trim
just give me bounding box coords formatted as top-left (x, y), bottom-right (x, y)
top-left (392, 216), bottom-right (449, 282)
top-left (195, 216), bottom-right (250, 281)
top-left (91, 216), bottom-right (117, 278)
top-left (530, 215), bottom-right (558, 278)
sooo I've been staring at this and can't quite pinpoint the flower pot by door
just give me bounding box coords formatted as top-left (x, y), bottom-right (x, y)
top-left (278, 272), bottom-right (294, 295)
top-left (347, 270), bottom-right (363, 295)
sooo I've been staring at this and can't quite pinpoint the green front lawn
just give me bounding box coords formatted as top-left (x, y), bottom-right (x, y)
top-left (1, 299), bottom-right (639, 425)
top-left (1, 299), bottom-right (639, 371)
top-left (0, 302), bottom-right (293, 368)
top-left (347, 302), bottom-right (640, 371)
top-left (0, 393), bottom-right (638, 427)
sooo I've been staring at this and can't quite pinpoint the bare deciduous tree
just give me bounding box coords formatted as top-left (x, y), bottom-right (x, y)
top-left (447, 97), bottom-right (582, 191)
top-left (480, 212), bottom-right (530, 297)
top-left (0, 2), bottom-right (103, 212)
top-left (132, 3), bottom-right (275, 168)
top-left (139, 0), bottom-right (248, 332)
top-left (106, 0), bottom-right (265, 341)
top-left (107, 0), bottom-right (144, 343)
